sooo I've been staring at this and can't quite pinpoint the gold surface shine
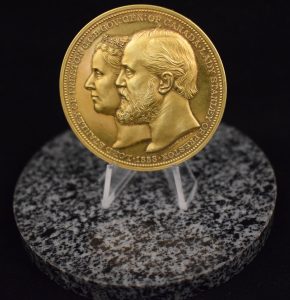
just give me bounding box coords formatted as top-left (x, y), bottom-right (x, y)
top-left (60, 5), bottom-right (227, 171)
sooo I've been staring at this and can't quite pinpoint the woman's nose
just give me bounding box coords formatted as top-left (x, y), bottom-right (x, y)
top-left (85, 73), bottom-right (95, 90)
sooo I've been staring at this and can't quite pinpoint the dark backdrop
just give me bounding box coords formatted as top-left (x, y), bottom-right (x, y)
top-left (1, 0), bottom-right (289, 299)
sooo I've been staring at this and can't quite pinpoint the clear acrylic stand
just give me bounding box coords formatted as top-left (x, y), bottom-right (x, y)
top-left (99, 162), bottom-right (198, 210)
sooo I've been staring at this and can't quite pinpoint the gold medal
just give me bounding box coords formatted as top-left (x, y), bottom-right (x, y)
top-left (60, 5), bottom-right (227, 171)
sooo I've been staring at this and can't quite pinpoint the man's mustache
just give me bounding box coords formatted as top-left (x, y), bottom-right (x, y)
top-left (118, 87), bottom-right (128, 99)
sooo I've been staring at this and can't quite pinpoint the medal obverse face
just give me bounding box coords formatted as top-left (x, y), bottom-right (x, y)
top-left (60, 5), bottom-right (227, 171)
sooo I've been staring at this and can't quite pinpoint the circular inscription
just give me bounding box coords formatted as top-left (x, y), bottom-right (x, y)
top-left (60, 5), bottom-right (227, 171)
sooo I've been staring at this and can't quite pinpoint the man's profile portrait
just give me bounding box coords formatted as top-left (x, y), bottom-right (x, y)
top-left (85, 34), bottom-right (150, 148)
top-left (116, 28), bottom-right (200, 152)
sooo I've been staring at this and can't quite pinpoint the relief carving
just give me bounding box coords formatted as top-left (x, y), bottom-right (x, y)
top-left (86, 29), bottom-right (200, 152)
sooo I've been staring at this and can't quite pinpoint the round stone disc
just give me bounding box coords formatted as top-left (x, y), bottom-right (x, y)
top-left (14, 124), bottom-right (276, 299)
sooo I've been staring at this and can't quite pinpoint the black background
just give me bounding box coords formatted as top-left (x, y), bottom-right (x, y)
top-left (1, 0), bottom-right (290, 299)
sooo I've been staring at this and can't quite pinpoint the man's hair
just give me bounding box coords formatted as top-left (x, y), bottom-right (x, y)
top-left (95, 34), bottom-right (129, 75)
top-left (130, 28), bottom-right (198, 100)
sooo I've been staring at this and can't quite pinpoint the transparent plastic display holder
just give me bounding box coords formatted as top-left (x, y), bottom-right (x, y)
top-left (99, 162), bottom-right (198, 210)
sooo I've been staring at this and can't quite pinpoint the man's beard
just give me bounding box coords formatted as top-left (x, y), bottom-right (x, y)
top-left (116, 80), bottom-right (162, 125)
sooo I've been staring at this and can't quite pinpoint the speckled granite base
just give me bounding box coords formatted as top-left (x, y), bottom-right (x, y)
top-left (14, 124), bottom-right (276, 300)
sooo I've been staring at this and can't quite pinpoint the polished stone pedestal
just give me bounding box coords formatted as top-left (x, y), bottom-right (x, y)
top-left (14, 124), bottom-right (276, 299)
